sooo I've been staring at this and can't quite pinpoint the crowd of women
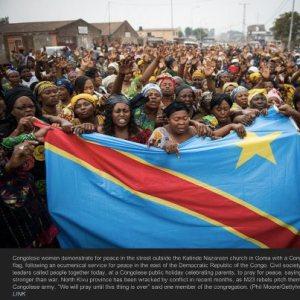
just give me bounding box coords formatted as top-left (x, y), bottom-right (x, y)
top-left (1, 41), bottom-right (300, 247)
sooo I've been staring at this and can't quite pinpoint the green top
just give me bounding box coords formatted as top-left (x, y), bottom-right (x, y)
top-left (1, 133), bottom-right (36, 150)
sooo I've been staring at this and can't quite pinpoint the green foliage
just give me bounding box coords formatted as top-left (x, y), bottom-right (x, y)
top-left (270, 11), bottom-right (300, 46)
top-left (192, 28), bottom-right (208, 41)
top-left (184, 27), bottom-right (208, 40)
top-left (184, 27), bottom-right (193, 37)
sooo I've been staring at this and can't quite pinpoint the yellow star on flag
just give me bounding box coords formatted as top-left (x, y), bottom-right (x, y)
top-left (236, 131), bottom-right (282, 168)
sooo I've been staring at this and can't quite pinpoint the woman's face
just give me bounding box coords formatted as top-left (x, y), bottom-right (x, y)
top-left (83, 79), bottom-right (95, 95)
top-left (192, 77), bottom-right (202, 89)
top-left (224, 85), bottom-right (235, 95)
top-left (220, 74), bottom-right (230, 83)
top-left (168, 110), bottom-right (190, 135)
top-left (58, 86), bottom-right (70, 102)
top-left (108, 66), bottom-right (116, 75)
top-left (177, 88), bottom-right (194, 108)
top-left (235, 91), bottom-right (249, 109)
top-left (68, 73), bottom-right (77, 84)
top-left (40, 86), bottom-right (59, 106)
top-left (8, 71), bottom-right (21, 86)
top-left (201, 79), bottom-right (208, 91)
top-left (250, 94), bottom-right (268, 110)
top-left (107, 82), bottom-right (114, 94)
top-left (264, 81), bottom-right (274, 93)
top-left (112, 103), bottom-right (131, 128)
top-left (160, 79), bottom-right (175, 97)
top-left (212, 100), bottom-right (231, 123)
top-left (93, 74), bottom-right (102, 88)
top-left (145, 90), bottom-right (161, 110)
top-left (20, 68), bottom-right (32, 81)
top-left (74, 99), bottom-right (94, 120)
top-left (11, 96), bottom-right (36, 121)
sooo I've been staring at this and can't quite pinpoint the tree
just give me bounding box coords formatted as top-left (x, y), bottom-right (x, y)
top-left (270, 11), bottom-right (300, 48)
top-left (184, 27), bottom-right (193, 37)
top-left (178, 30), bottom-right (183, 38)
top-left (192, 28), bottom-right (208, 41)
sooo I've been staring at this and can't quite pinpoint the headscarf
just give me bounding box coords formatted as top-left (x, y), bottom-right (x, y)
top-left (141, 83), bottom-right (162, 97)
top-left (156, 73), bottom-right (175, 87)
top-left (108, 62), bottom-right (119, 73)
top-left (1, 86), bottom-right (42, 138)
top-left (5, 86), bottom-right (40, 116)
top-left (217, 70), bottom-right (229, 80)
top-left (102, 74), bottom-right (117, 89)
top-left (282, 84), bottom-right (296, 106)
top-left (192, 70), bottom-right (205, 79)
top-left (248, 89), bottom-right (267, 104)
top-left (267, 88), bottom-right (283, 105)
top-left (70, 93), bottom-right (96, 108)
top-left (55, 78), bottom-right (74, 95)
top-left (175, 84), bottom-right (194, 98)
top-left (249, 72), bottom-right (262, 83)
top-left (228, 65), bottom-right (239, 74)
top-left (6, 69), bottom-right (18, 76)
top-left (149, 76), bottom-right (156, 83)
top-left (164, 101), bottom-right (189, 118)
top-left (248, 66), bottom-right (259, 73)
top-left (107, 94), bottom-right (130, 106)
top-left (222, 82), bottom-right (238, 93)
top-left (230, 86), bottom-right (248, 101)
top-left (34, 81), bottom-right (56, 98)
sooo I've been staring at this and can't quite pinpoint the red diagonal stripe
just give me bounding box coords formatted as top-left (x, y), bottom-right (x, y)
top-left (45, 129), bottom-right (300, 248)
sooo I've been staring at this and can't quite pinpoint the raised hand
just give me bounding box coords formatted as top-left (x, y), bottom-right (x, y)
top-left (118, 57), bottom-right (134, 75)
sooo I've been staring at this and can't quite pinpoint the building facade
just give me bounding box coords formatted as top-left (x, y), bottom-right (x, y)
top-left (138, 27), bottom-right (180, 42)
top-left (92, 21), bottom-right (139, 44)
top-left (0, 19), bottom-right (102, 63)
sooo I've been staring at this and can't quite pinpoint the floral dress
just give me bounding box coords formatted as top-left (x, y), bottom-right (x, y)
top-left (0, 136), bottom-right (58, 248)
top-left (133, 105), bottom-right (156, 132)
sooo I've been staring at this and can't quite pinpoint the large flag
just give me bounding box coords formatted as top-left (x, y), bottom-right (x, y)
top-left (44, 108), bottom-right (300, 248)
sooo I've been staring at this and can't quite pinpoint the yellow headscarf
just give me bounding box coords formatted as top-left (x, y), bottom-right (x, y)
top-left (222, 82), bottom-right (238, 93)
top-left (192, 70), bottom-right (205, 79)
top-left (282, 84), bottom-right (296, 106)
top-left (248, 88), bottom-right (267, 105)
top-left (34, 81), bottom-right (56, 96)
top-left (70, 93), bottom-right (96, 108)
top-left (249, 72), bottom-right (262, 83)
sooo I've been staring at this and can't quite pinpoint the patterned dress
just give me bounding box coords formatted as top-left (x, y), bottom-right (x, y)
top-left (0, 136), bottom-right (58, 248)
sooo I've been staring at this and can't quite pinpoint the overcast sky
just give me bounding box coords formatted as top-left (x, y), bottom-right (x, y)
top-left (0, 0), bottom-right (299, 34)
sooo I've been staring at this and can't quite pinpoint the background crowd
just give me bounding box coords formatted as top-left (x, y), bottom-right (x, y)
top-left (1, 41), bottom-right (300, 247)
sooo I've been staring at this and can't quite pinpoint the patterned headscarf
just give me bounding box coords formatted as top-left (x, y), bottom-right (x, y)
top-left (102, 75), bottom-right (117, 89)
top-left (141, 83), bottom-right (162, 97)
top-left (55, 78), bottom-right (74, 95)
top-left (192, 70), bottom-right (205, 79)
top-left (156, 73), bottom-right (175, 87)
top-left (107, 94), bottom-right (130, 106)
top-left (34, 81), bottom-right (56, 97)
top-left (222, 82), bottom-right (238, 93)
top-left (249, 72), bottom-right (262, 83)
top-left (230, 86), bottom-right (248, 101)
